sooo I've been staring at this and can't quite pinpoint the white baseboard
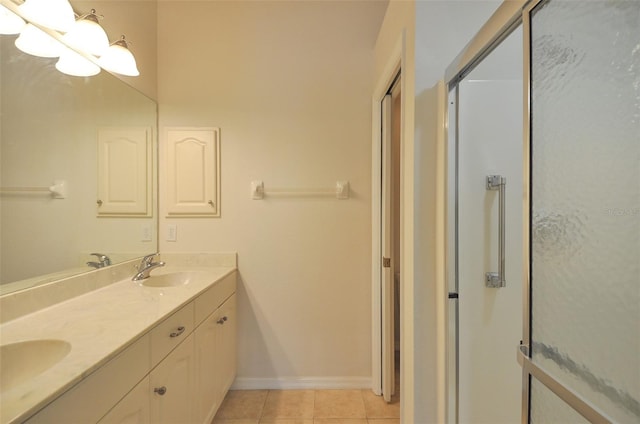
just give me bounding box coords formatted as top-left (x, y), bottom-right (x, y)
top-left (231, 376), bottom-right (372, 391)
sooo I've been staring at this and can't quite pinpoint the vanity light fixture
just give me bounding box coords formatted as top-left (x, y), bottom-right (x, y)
top-left (98, 35), bottom-right (139, 77)
top-left (56, 45), bottom-right (101, 77)
top-left (15, 23), bottom-right (63, 57)
top-left (62, 9), bottom-right (108, 57)
top-left (0, 4), bottom-right (24, 34)
top-left (1, 1), bottom-right (140, 77)
top-left (18, 0), bottom-right (74, 33)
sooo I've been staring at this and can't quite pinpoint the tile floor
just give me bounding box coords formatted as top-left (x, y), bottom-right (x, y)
top-left (212, 389), bottom-right (400, 424)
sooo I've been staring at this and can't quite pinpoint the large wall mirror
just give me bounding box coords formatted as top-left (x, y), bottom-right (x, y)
top-left (0, 33), bottom-right (157, 295)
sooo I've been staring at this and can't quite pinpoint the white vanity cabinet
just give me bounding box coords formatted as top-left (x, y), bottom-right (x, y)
top-left (25, 336), bottom-right (151, 424)
top-left (195, 294), bottom-right (237, 424)
top-left (98, 378), bottom-right (151, 424)
top-left (150, 303), bottom-right (195, 367)
top-left (101, 335), bottom-right (199, 424)
top-left (24, 271), bottom-right (237, 424)
top-left (150, 333), bottom-right (196, 424)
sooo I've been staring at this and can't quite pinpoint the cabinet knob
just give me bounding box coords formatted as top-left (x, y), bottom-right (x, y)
top-left (170, 326), bottom-right (186, 338)
top-left (208, 200), bottom-right (215, 207)
top-left (97, 199), bottom-right (103, 206)
top-left (216, 316), bottom-right (228, 325)
top-left (154, 386), bottom-right (167, 396)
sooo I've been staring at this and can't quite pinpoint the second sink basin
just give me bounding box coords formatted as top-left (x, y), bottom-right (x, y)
top-left (0, 339), bottom-right (71, 393)
top-left (141, 271), bottom-right (203, 288)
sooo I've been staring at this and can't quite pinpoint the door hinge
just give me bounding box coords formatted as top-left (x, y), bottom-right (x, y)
top-left (383, 257), bottom-right (391, 268)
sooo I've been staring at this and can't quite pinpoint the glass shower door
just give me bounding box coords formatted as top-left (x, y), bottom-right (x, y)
top-left (524, 0), bottom-right (640, 422)
top-left (447, 25), bottom-right (524, 424)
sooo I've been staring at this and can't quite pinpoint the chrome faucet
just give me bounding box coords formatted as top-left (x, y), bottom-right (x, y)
top-left (132, 253), bottom-right (165, 281)
top-left (87, 253), bottom-right (111, 269)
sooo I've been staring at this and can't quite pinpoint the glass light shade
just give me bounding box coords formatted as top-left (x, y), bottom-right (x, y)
top-left (98, 37), bottom-right (140, 76)
top-left (0, 5), bottom-right (25, 35)
top-left (18, 0), bottom-right (75, 33)
top-left (15, 23), bottom-right (63, 58)
top-left (62, 14), bottom-right (109, 57)
top-left (56, 47), bottom-right (100, 77)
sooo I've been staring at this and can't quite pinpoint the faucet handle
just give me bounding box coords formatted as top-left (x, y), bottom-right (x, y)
top-left (90, 253), bottom-right (111, 266)
top-left (140, 253), bottom-right (159, 269)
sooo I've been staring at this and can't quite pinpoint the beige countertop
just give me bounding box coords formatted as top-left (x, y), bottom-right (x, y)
top-left (0, 259), bottom-right (236, 424)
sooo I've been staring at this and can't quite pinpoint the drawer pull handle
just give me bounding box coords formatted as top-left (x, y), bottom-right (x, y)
top-left (154, 386), bottom-right (167, 396)
top-left (216, 316), bottom-right (228, 325)
top-left (170, 326), bottom-right (185, 337)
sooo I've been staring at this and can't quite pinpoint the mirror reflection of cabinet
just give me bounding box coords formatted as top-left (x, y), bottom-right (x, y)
top-left (0, 33), bottom-right (158, 293)
top-left (166, 128), bottom-right (221, 218)
top-left (97, 127), bottom-right (152, 216)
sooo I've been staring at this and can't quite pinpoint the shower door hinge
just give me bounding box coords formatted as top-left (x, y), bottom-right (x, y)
top-left (383, 257), bottom-right (391, 268)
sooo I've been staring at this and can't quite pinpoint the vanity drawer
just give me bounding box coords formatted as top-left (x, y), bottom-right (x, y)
top-left (151, 302), bottom-right (194, 366)
top-left (195, 271), bottom-right (237, 325)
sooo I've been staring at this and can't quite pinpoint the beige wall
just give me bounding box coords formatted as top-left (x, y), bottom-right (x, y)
top-left (157, 0), bottom-right (387, 386)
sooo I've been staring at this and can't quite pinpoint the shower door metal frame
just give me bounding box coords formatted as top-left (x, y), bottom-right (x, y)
top-left (444, 0), bottom-right (620, 422)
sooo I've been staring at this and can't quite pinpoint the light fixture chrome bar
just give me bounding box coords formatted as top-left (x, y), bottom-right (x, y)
top-left (517, 345), bottom-right (614, 423)
top-left (486, 175), bottom-right (506, 288)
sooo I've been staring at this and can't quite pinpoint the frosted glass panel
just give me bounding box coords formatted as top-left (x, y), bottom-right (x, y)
top-left (530, 0), bottom-right (640, 423)
top-left (530, 378), bottom-right (589, 424)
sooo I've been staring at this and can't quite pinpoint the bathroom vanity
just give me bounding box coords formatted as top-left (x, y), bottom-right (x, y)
top-left (0, 254), bottom-right (237, 424)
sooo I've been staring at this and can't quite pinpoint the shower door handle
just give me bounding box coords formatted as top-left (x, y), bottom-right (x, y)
top-left (486, 175), bottom-right (506, 288)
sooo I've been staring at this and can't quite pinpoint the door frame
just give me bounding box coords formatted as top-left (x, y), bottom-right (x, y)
top-left (371, 36), bottom-right (402, 398)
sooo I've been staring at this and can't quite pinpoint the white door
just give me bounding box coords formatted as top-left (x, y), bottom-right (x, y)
top-left (381, 93), bottom-right (395, 403)
top-left (455, 27), bottom-right (523, 424)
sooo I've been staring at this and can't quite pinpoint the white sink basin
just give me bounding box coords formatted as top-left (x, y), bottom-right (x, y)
top-left (141, 271), bottom-right (201, 288)
top-left (0, 339), bottom-right (71, 392)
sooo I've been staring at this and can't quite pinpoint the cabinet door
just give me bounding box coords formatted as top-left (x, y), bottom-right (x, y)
top-left (216, 294), bottom-right (237, 395)
top-left (150, 333), bottom-right (196, 424)
top-left (98, 377), bottom-right (150, 424)
top-left (195, 294), bottom-right (236, 424)
top-left (166, 127), bottom-right (220, 217)
top-left (97, 127), bottom-right (152, 216)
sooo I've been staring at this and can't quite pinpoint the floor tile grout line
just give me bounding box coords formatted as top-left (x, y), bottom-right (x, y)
top-left (258, 389), bottom-right (269, 421)
top-left (312, 389), bottom-right (317, 420)
top-left (360, 388), bottom-right (370, 420)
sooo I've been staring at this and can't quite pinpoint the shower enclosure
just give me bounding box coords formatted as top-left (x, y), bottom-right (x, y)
top-left (446, 23), bottom-right (524, 424)
top-left (445, 0), bottom-right (639, 422)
